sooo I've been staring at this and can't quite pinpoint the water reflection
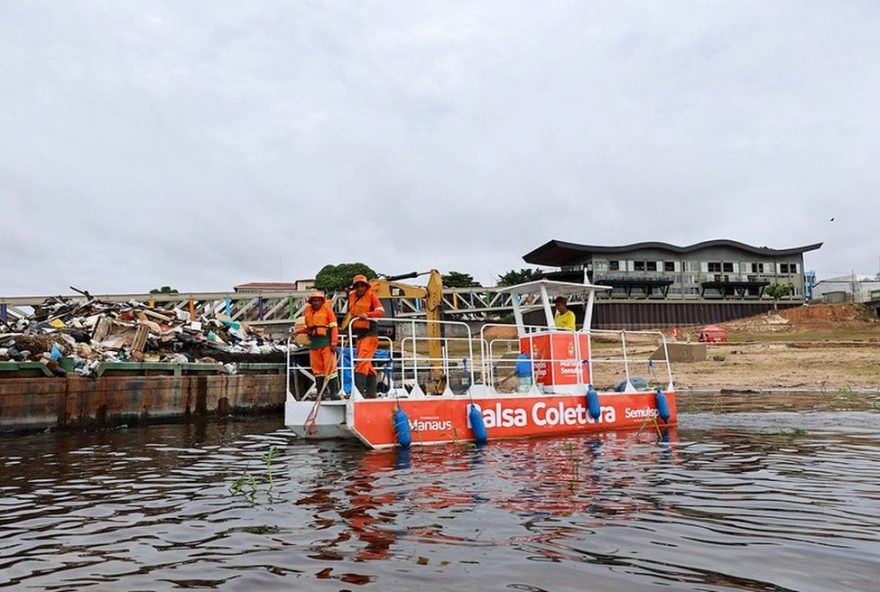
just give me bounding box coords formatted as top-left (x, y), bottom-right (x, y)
top-left (1, 394), bottom-right (879, 591)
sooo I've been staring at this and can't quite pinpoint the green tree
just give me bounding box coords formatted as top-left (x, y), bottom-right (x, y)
top-left (150, 286), bottom-right (179, 294)
top-left (442, 271), bottom-right (482, 288)
top-left (497, 268), bottom-right (542, 287)
top-left (766, 282), bottom-right (792, 310)
top-left (315, 263), bottom-right (377, 293)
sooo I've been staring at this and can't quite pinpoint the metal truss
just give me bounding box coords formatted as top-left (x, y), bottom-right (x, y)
top-left (0, 286), bottom-right (562, 331)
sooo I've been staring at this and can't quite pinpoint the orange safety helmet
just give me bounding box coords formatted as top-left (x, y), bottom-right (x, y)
top-left (308, 290), bottom-right (325, 302)
top-left (352, 274), bottom-right (370, 287)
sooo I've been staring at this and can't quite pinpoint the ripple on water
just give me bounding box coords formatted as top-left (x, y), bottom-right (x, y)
top-left (1, 405), bottom-right (880, 591)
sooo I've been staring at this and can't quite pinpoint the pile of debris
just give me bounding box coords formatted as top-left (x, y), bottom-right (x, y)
top-left (0, 291), bottom-right (289, 377)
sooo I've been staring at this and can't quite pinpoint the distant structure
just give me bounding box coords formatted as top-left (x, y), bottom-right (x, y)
top-left (233, 279), bottom-right (315, 293)
top-left (523, 239), bottom-right (822, 328)
top-left (233, 282), bottom-right (298, 293)
top-left (804, 270), bottom-right (817, 301)
top-left (812, 274), bottom-right (880, 304)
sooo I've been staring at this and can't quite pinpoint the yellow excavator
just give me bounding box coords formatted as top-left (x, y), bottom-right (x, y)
top-left (341, 269), bottom-right (446, 394)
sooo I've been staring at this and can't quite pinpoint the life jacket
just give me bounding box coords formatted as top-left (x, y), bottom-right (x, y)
top-left (305, 302), bottom-right (336, 337)
top-left (348, 290), bottom-right (384, 333)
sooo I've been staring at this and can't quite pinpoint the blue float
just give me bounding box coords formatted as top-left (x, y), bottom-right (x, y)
top-left (586, 384), bottom-right (601, 420)
top-left (469, 404), bottom-right (488, 445)
top-left (393, 408), bottom-right (412, 448)
top-left (655, 387), bottom-right (671, 423)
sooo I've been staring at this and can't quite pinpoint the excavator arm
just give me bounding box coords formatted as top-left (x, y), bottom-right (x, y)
top-left (361, 269), bottom-right (446, 394)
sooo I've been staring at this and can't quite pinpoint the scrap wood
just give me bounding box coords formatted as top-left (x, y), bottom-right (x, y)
top-left (1, 288), bottom-right (291, 376)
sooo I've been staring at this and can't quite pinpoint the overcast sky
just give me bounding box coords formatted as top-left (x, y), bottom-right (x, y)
top-left (2, 0), bottom-right (879, 296)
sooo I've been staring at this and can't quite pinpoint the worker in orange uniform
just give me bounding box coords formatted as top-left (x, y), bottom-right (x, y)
top-left (346, 274), bottom-right (385, 398)
top-left (297, 291), bottom-right (340, 399)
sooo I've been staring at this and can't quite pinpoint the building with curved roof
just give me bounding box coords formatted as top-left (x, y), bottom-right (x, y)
top-left (522, 239), bottom-right (823, 328)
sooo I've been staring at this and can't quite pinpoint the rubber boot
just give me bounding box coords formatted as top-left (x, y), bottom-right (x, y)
top-left (354, 372), bottom-right (372, 398)
top-left (365, 374), bottom-right (379, 398)
top-left (311, 376), bottom-right (324, 400)
top-left (326, 376), bottom-right (341, 400)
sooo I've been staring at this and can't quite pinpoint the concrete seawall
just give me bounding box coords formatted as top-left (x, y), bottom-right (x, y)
top-left (0, 373), bottom-right (285, 431)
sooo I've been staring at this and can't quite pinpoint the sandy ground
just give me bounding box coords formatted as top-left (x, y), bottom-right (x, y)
top-left (452, 304), bottom-right (880, 393)
top-left (671, 341), bottom-right (880, 392)
top-left (669, 303), bottom-right (880, 392)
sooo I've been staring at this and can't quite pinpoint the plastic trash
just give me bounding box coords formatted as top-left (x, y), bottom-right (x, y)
top-left (614, 376), bottom-right (648, 392)
top-left (515, 353), bottom-right (533, 393)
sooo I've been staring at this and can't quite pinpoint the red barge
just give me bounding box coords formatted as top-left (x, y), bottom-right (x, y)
top-left (285, 280), bottom-right (676, 449)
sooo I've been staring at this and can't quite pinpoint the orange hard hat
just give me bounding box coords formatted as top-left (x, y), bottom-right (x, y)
top-left (308, 290), bottom-right (325, 301)
top-left (352, 274), bottom-right (370, 287)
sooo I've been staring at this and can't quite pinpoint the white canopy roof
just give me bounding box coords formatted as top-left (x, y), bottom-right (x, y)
top-left (496, 280), bottom-right (609, 334)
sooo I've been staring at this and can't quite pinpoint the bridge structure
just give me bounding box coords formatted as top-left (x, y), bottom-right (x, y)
top-left (0, 287), bottom-right (544, 336)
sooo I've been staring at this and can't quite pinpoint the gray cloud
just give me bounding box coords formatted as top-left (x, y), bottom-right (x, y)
top-left (2, 0), bottom-right (879, 295)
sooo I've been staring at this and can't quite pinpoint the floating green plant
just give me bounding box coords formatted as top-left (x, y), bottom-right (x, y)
top-left (684, 402), bottom-right (701, 414)
top-left (229, 445), bottom-right (280, 503)
top-left (564, 441), bottom-right (581, 491)
top-left (761, 425), bottom-right (807, 437)
top-left (837, 386), bottom-right (856, 401)
top-left (262, 445), bottom-right (277, 491)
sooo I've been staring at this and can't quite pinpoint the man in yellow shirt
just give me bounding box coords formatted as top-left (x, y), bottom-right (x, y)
top-left (554, 296), bottom-right (576, 331)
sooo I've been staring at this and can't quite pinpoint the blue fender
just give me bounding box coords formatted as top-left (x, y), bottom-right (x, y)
top-left (469, 404), bottom-right (488, 445)
top-left (393, 409), bottom-right (412, 448)
top-left (586, 384), bottom-right (601, 421)
top-left (655, 388), bottom-right (671, 423)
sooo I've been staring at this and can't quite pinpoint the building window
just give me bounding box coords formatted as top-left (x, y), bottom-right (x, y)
top-left (609, 260), bottom-right (619, 271)
top-left (708, 262), bottom-right (722, 273)
top-left (594, 260), bottom-right (608, 272)
top-left (790, 263), bottom-right (798, 273)
top-left (723, 262), bottom-right (734, 273)
top-left (684, 261), bottom-right (700, 272)
top-left (751, 263), bottom-right (764, 273)
top-left (646, 261), bottom-right (657, 272)
top-left (664, 261), bottom-right (675, 272)
top-left (779, 263), bottom-right (798, 274)
top-left (634, 261), bottom-right (645, 271)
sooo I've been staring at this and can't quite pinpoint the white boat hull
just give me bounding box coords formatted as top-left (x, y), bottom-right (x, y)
top-left (285, 399), bottom-right (353, 440)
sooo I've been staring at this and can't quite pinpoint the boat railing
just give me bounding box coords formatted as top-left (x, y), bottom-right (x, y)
top-left (588, 329), bottom-right (673, 392)
top-left (338, 332), bottom-right (397, 396)
top-left (476, 323), bottom-right (673, 394)
top-left (483, 336), bottom-right (532, 392)
top-left (477, 323), bottom-right (590, 393)
top-left (286, 318), bottom-right (673, 400)
top-left (285, 333), bottom-right (395, 400)
top-left (345, 317), bottom-right (476, 398)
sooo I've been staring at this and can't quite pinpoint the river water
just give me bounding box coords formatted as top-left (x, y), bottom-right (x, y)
top-left (2, 392), bottom-right (879, 592)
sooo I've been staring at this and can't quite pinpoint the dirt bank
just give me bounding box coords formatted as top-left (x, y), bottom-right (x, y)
top-left (670, 304), bottom-right (880, 391)
top-left (673, 341), bottom-right (880, 391)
